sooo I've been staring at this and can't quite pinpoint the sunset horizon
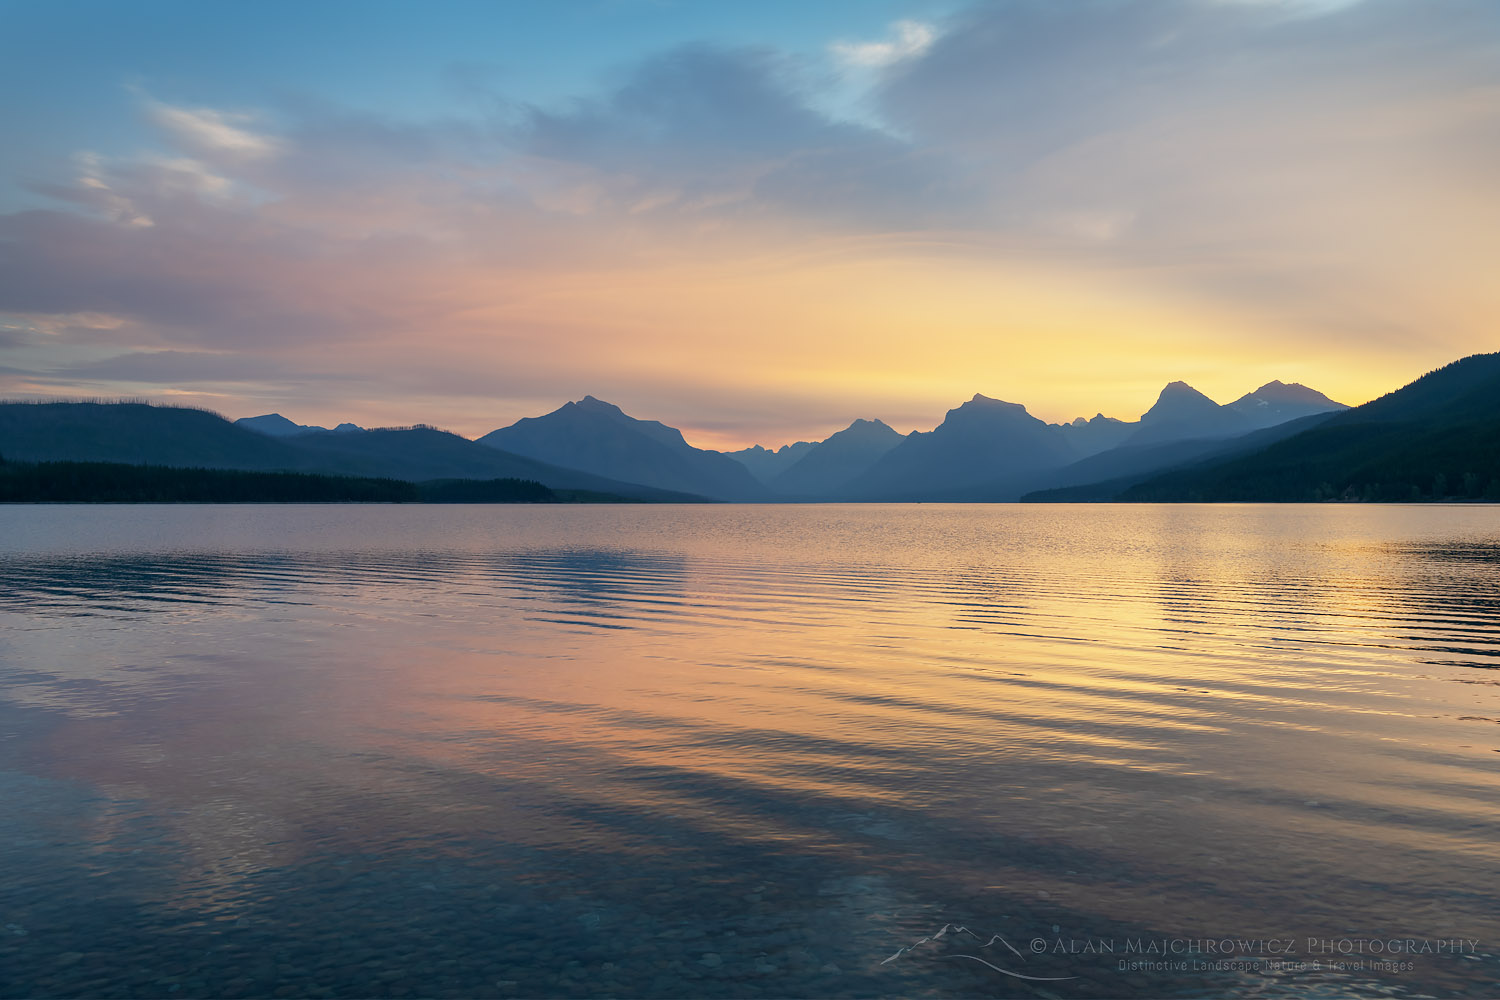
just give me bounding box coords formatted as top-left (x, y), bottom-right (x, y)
top-left (5, 4), bottom-right (1499, 999)
top-left (4, 0), bottom-right (1496, 448)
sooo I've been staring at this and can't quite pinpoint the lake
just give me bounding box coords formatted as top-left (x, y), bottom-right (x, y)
top-left (1, 504), bottom-right (1497, 998)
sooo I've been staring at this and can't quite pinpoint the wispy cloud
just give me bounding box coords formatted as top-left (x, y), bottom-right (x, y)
top-left (1, 1), bottom-right (1497, 442)
top-left (146, 100), bottom-right (281, 159)
top-left (831, 20), bottom-right (936, 69)
top-left (63, 151), bottom-right (154, 227)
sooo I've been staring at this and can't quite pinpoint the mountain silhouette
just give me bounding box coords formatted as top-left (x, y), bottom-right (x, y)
top-left (236, 413), bottom-right (322, 436)
top-left (1112, 353), bottom-right (1500, 501)
top-left (0, 374), bottom-right (1362, 505)
top-left (287, 425), bottom-right (603, 484)
top-left (0, 402), bottom-right (697, 500)
top-left (1225, 381), bottom-right (1346, 430)
top-left (1023, 412), bottom-right (1338, 501)
top-left (4, 402), bottom-right (300, 468)
top-left (477, 396), bottom-right (764, 500)
top-left (772, 418), bottom-right (906, 498)
top-left (846, 394), bottom-right (1075, 500)
top-left (236, 413), bottom-right (365, 436)
top-left (726, 440), bottom-right (818, 483)
top-left (1047, 381), bottom-right (1343, 455)
top-left (1125, 381), bottom-right (1251, 446)
top-left (1055, 413), bottom-right (1133, 458)
top-left (880, 378), bottom-right (1344, 501)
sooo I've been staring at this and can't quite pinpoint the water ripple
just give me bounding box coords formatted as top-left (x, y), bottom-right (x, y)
top-left (2, 503), bottom-right (1498, 998)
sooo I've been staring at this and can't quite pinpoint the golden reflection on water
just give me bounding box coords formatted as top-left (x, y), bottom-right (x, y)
top-left (1, 503), bottom-right (1498, 996)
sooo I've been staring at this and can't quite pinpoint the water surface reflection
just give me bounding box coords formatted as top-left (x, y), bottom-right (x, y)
top-left (1, 504), bottom-right (1497, 998)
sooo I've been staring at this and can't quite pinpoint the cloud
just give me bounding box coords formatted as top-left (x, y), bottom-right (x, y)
top-left (514, 44), bottom-right (968, 228)
top-left (143, 157), bottom-right (234, 196)
top-left (1, 1), bottom-right (1498, 441)
top-left (146, 101), bottom-right (281, 159)
top-left (522, 47), bottom-right (854, 186)
top-left (830, 20), bottom-right (936, 68)
top-left (53, 152), bottom-right (155, 227)
top-left (51, 349), bottom-right (301, 384)
top-left (872, 0), bottom-right (1500, 335)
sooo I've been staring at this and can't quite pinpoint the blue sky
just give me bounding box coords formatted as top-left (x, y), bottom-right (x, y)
top-left (2, 0), bottom-right (1498, 446)
top-left (0, 0), bottom-right (952, 208)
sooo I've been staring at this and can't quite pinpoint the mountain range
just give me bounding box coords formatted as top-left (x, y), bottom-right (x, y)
top-left (9, 359), bottom-right (1488, 504)
top-left (235, 413), bottom-right (365, 436)
top-left (0, 403), bottom-right (699, 501)
top-left (844, 395), bottom-right (1074, 500)
top-left (1080, 353), bottom-right (1500, 502)
top-left (725, 440), bottom-right (818, 483)
top-left (773, 418), bottom-right (905, 497)
top-left (476, 395), bottom-right (765, 499)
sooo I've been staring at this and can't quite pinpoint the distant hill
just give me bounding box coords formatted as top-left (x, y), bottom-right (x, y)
top-left (1, 402), bottom-right (303, 468)
top-left (478, 396), bottom-right (764, 500)
top-left (235, 413), bottom-right (365, 436)
top-left (845, 394), bottom-right (1075, 500)
top-left (286, 425), bottom-right (556, 483)
top-left (0, 402), bottom-right (701, 501)
top-left (0, 373), bottom-right (1357, 505)
top-left (1022, 412), bottom-right (1338, 501)
top-left (725, 440), bottom-right (818, 483)
top-left (1055, 414), bottom-right (1133, 458)
top-left (1048, 381), bottom-right (1343, 457)
top-left (987, 381), bottom-right (1343, 501)
top-left (1125, 381), bottom-right (1252, 446)
top-left (1113, 353), bottom-right (1500, 502)
top-left (0, 456), bottom-right (594, 504)
top-left (281, 425), bottom-right (702, 498)
top-left (0, 458), bottom-right (418, 503)
top-left (1225, 381), bottom-right (1346, 430)
top-left (771, 418), bottom-right (905, 498)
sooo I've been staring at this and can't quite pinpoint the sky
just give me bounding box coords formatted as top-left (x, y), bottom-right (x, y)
top-left (2, 0), bottom-right (1497, 449)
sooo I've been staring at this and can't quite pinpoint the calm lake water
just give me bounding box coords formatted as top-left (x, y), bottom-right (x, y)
top-left (1, 504), bottom-right (1497, 999)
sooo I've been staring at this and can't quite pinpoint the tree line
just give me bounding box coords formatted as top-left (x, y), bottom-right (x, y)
top-left (0, 456), bottom-right (560, 503)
